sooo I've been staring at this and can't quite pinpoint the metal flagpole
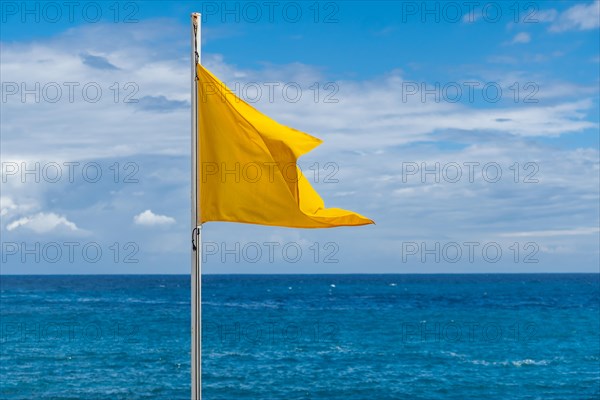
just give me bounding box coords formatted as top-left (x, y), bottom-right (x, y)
top-left (191, 12), bottom-right (202, 400)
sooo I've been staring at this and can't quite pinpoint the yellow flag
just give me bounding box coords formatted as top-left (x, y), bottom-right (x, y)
top-left (197, 64), bottom-right (374, 228)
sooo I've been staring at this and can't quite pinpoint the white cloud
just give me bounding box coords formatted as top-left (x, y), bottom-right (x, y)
top-left (535, 9), bottom-right (560, 23)
top-left (1, 18), bottom-right (598, 273)
top-left (0, 196), bottom-right (17, 217)
top-left (511, 32), bottom-right (531, 44)
top-left (1, 21), bottom-right (190, 161)
top-left (462, 9), bottom-right (482, 24)
top-left (2, 21), bottom-right (597, 164)
top-left (0, 196), bottom-right (37, 218)
top-left (499, 227), bottom-right (600, 238)
top-left (550, 1), bottom-right (600, 32)
top-left (133, 209), bottom-right (175, 226)
top-left (6, 212), bottom-right (80, 233)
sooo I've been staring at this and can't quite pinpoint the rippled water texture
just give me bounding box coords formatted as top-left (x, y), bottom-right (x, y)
top-left (1, 274), bottom-right (598, 399)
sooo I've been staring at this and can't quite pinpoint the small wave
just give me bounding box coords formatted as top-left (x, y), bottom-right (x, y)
top-left (441, 351), bottom-right (552, 367)
top-left (467, 358), bottom-right (551, 367)
top-left (511, 359), bottom-right (550, 367)
top-left (77, 298), bottom-right (103, 303)
top-left (202, 300), bottom-right (279, 309)
top-left (122, 298), bottom-right (168, 305)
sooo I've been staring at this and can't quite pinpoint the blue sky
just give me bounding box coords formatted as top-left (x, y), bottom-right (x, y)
top-left (1, 1), bottom-right (599, 274)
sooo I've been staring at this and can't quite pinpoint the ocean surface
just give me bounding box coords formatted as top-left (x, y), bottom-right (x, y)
top-left (0, 274), bottom-right (598, 399)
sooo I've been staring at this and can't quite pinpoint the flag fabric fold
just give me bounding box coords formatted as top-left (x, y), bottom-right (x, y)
top-left (197, 64), bottom-right (374, 228)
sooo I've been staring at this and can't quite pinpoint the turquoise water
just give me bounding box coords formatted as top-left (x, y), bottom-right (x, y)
top-left (1, 274), bottom-right (598, 399)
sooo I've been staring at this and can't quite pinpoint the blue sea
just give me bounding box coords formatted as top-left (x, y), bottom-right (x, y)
top-left (0, 274), bottom-right (598, 399)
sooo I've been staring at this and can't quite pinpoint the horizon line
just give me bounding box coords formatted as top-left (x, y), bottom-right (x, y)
top-left (1, 272), bottom-right (598, 277)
